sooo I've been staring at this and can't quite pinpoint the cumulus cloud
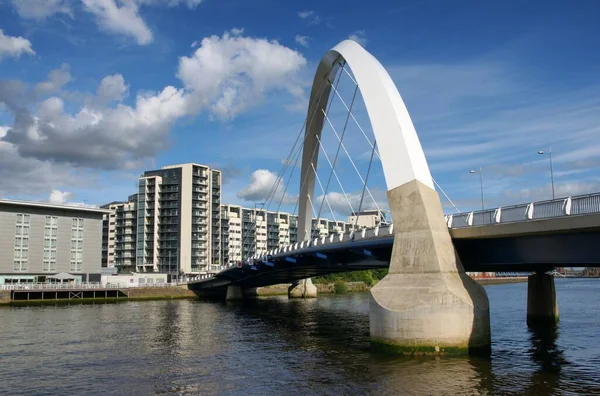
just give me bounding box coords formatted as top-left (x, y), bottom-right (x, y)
top-left (0, 31), bottom-right (307, 176)
top-left (348, 30), bottom-right (367, 47)
top-left (34, 64), bottom-right (72, 96)
top-left (49, 189), bottom-right (73, 204)
top-left (96, 74), bottom-right (129, 104)
top-left (82, 0), bottom-right (153, 45)
top-left (178, 30), bottom-right (306, 119)
top-left (11, 0), bottom-right (72, 20)
top-left (237, 169), bottom-right (297, 204)
top-left (11, 0), bottom-right (205, 45)
top-left (316, 189), bottom-right (389, 218)
top-left (0, 29), bottom-right (35, 59)
top-left (294, 34), bottom-right (309, 48)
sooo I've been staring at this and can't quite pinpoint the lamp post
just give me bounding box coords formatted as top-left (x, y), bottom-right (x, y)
top-left (538, 149), bottom-right (555, 200)
top-left (469, 167), bottom-right (484, 212)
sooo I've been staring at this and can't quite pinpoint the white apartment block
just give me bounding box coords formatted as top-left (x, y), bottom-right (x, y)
top-left (102, 163), bottom-right (221, 275)
top-left (220, 204), bottom-right (352, 265)
top-left (101, 195), bottom-right (137, 271)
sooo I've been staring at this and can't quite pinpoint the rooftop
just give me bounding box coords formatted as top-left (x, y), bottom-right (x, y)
top-left (0, 199), bottom-right (111, 214)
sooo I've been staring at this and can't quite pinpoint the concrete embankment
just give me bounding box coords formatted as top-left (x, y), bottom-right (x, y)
top-left (125, 286), bottom-right (197, 300)
top-left (0, 291), bottom-right (10, 305)
top-left (0, 286), bottom-right (197, 306)
top-left (476, 277), bottom-right (528, 285)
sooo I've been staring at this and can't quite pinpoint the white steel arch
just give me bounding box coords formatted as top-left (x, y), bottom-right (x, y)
top-left (298, 40), bottom-right (434, 240)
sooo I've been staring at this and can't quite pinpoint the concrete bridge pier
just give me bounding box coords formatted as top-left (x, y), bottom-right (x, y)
top-left (527, 272), bottom-right (559, 326)
top-left (370, 180), bottom-right (491, 356)
top-left (288, 278), bottom-right (318, 299)
top-left (226, 285), bottom-right (243, 301)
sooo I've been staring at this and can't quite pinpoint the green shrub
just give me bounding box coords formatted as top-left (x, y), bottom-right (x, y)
top-left (333, 280), bottom-right (348, 294)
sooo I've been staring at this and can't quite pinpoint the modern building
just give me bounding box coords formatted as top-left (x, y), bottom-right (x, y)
top-left (102, 163), bottom-right (222, 276)
top-left (220, 204), bottom-right (351, 264)
top-left (101, 195), bottom-right (138, 272)
top-left (0, 199), bottom-right (108, 284)
top-left (347, 209), bottom-right (389, 229)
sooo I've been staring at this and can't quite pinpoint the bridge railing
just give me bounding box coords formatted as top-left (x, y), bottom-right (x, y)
top-left (446, 192), bottom-right (600, 229)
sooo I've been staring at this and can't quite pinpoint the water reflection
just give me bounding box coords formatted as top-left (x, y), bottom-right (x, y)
top-left (1, 281), bottom-right (600, 395)
top-left (524, 324), bottom-right (568, 394)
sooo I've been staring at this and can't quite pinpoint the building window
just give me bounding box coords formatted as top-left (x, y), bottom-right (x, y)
top-left (14, 213), bottom-right (29, 271)
top-left (70, 217), bottom-right (84, 272)
top-left (43, 216), bottom-right (58, 272)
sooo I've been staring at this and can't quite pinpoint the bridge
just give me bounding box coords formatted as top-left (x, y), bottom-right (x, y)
top-left (188, 40), bottom-right (599, 356)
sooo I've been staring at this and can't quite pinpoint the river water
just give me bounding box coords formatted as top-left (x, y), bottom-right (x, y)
top-left (1, 279), bottom-right (599, 395)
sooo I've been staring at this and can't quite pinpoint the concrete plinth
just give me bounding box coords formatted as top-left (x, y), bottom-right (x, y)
top-left (370, 180), bottom-right (491, 356)
top-left (527, 273), bottom-right (559, 326)
top-left (226, 285), bottom-right (243, 301)
top-left (288, 278), bottom-right (318, 299)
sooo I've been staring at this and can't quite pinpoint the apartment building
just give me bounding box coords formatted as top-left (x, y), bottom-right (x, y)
top-left (101, 195), bottom-right (137, 272)
top-left (102, 163), bottom-right (222, 275)
top-left (0, 199), bottom-right (108, 284)
top-left (220, 204), bottom-right (353, 265)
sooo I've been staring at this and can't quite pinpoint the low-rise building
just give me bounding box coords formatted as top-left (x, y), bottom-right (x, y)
top-left (0, 199), bottom-right (108, 284)
top-left (347, 209), bottom-right (389, 229)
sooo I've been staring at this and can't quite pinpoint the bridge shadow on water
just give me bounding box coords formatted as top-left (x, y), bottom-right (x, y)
top-left (222, 296), bottom-right (498, 395)
top-left (214, 294), bottom-right (584, 395)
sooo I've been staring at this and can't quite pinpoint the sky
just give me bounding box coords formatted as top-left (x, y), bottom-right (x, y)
top-left (0, 0), bottom-right (599, 218)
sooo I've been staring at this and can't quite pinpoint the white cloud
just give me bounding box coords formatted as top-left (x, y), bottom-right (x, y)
top-left (0, 29), bottom-right (35, 59)
top-left (316, 190), bottom-right (388, 218)
top-left (11, 0), bottom-right (206, 46)
top-left (0, 31), bottom-right (307, 173)
top-left (295, 34), bottom-right (309, 48)
top-left (82, 0), bottom-right (153, 45)
top-left (178, 30), bottom-right (306, 119)
top-left (298, 10), bottom-right (314, 19)
top-left (236, 169), bottom-right (298, 205)
top-left (348, 30), bottom-right (367, 47)
top-left (230, 27), bottom-right (244, 36)
top-left (34, 64), bottom-right (72, 96)
top-left (11, 0), bottom-right (72, 20)
top-left (298, 10), bottom-right (321, 25)
top-left (237, 169), bottom-right (279, 202)
top-left (96, 74), bottom-right (129, 104)
top-left (49, 189), bottom-right (73, 204)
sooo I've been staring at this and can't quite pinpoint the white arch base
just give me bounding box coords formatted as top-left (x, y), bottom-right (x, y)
top-left (370, 180), bottom-right (491, 356)
top-left (288, 278), bottom-right (318, 299)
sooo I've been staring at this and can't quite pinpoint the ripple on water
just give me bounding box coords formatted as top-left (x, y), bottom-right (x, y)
top-left (0, 280), bottom-right (600, 395)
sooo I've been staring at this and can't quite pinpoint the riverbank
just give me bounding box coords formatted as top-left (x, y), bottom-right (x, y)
top-left (0, 286), bottom-right (197, 306)
top-left (1, 278), bottom-right (530, 306)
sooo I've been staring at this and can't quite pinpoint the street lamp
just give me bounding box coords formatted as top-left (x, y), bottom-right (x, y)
top-left (538, 149), bottom-right (555, 200)
top-left (469, 167), bottom-right (484, 212)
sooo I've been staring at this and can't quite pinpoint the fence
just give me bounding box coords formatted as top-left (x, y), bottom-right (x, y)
top-left (446, 193), bottom-right (600, 229)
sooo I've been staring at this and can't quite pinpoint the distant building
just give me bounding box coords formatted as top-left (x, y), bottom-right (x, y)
top-left (347, 209), bottom-right (389, 229)
top-left (102, 163), bottom-right (221, 276)
top-left (220, 204), bottom-right (351, 264)
top-left (0, 199), bottom-right (108, 284)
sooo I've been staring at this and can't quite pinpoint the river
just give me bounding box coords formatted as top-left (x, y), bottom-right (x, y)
top-left (1, 279), bottom-right (599, 395)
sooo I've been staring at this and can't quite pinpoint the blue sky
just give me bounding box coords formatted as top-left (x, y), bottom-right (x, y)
top-left (0, 0), bottom-right (599, 217)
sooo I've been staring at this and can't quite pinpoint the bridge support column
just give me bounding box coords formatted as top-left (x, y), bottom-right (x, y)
top-left (226, 285), bottom-right (243, 301)
top-left (288, 278), bottom-right (317, 299)
top-left (370, 180), bottom-right (491, 356)
top-left (527, 272), bottom-right (559, 326)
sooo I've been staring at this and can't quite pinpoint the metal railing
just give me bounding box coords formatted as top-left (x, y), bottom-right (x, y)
top-left (446, 193), bottom-right (600, 229)
top-left (0, 282), bottom-right (181, 291)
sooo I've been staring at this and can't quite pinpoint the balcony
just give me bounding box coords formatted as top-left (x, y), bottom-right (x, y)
top-left (192, 244), bottom-right (208, 249)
